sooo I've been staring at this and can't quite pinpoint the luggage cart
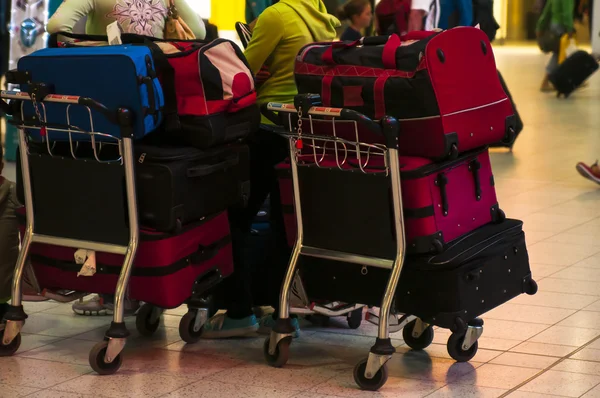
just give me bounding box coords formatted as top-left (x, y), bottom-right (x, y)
top-left (0, 86), bottom-right (139, 375)
top-left (262, 96), bottom-right (412, 391)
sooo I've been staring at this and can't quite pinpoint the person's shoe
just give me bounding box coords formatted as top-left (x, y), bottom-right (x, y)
top-left (258, 314), bottom-right (301, 338)
top-left (72, 295), bottom-right (140, 316)
top-left (540, 81), bottom-right (555, 92)
top-left (576, 161), bottom-right (600, 185)
top-left (201, 313), bottom-right (259, 339)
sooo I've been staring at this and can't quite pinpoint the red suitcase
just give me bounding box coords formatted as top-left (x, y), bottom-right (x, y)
top-left (20, 211), bottom-right (233, 308)
top-left (295, 28), bottom-right (516, 159)
top-left (278, 148), bottom-right (504, 254)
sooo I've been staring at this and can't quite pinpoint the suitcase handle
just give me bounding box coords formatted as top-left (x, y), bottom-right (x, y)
top-left (322, 34), bottom-right (401, 69)
top-left (186, 155), bottom-right (239, 178)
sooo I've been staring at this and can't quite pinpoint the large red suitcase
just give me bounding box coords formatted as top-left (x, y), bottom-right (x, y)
top-left (295, 28), bottom-right (516, 159)
top-left (20, 211), bottom-right (233, 308)
top-left (278, 148), bottom-right (503, 254)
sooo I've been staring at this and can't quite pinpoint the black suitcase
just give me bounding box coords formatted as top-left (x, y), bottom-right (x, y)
top-left (550, 50), bottom-right (598, 97)
top-left (299, 219), bottom-right (537, 331)
top-left (134, 144), bottom-right (250, 232)
top-left (18, 143), bottom-right (250, 232)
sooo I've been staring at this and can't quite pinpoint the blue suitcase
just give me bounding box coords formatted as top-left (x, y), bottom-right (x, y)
top-left (18, 45), bottom-right (164, 141)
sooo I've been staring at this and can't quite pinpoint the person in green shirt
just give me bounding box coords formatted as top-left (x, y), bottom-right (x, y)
top-left (201, 0), bottom-right (339, 339)
top-left (536, 0), bottom-right (574, 92)
top-left (47, 0), bottom-right (206, 39)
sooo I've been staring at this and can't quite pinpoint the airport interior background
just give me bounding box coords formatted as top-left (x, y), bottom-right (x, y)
top-left (3, 1), bottom-right (600, 397)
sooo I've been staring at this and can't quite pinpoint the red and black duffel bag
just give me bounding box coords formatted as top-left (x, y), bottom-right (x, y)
top-left (50, 33), bottom-right (261, 149)
top-left (295, 27), bottom-right (516, 160)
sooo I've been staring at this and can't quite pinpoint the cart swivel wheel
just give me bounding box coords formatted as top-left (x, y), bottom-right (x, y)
top-left (353, 358), bottom-right (389, 391)
top-left (347, 308), bottom-right (363, 330)
top-left (0, 330), bottom-right (21, 357)
top-left (447, 332), bottom-right (479, 363)
top-left (402, 320), bottom-right (434, 350)
top-left (89, 341), bottom-right (123, 375)
top-left (179, 311), bottom-right (204, 344)
top-left (263, 336), bottom-right (291, 368)
top-left (135, 303), bottom-right (161, 337)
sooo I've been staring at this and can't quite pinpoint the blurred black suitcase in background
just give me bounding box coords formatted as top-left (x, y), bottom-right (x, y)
top-left (550, 50), bottom-right (598, 98)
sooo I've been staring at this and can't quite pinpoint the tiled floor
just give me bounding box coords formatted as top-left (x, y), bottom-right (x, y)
top-left (3, 45), bottom-right (600, 397)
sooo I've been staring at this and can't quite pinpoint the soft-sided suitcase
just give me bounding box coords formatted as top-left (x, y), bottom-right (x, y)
top-left (295, 28), bottom-right (516, 159)
top-left (299, 219), bottom-right (537, 331)
top-left (550, 50), bottom-right (599, 97)
top-left (492, 70), bottom-right (522, 148)
top-left (16, 141), bottom-right (250, 232)
top-left (279, 148), bottom-right (503, 254)
top-left (19, 211), bottom-right (233, 309)
top-left (134, 144), bottom-right (250, 232)
top-left (17, 45), bottom-right (164, 141)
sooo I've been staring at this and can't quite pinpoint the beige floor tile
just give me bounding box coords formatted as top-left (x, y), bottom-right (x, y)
top-left (51, 374), bottom-right (193, 398)
top-left (490, 352), bottom-right (559, 369)
top-left (386, 351), bottom-right (483, 383)
top-left (476, 319), bottom-right (549, 342)
top-left (589, 339), bottom-right (600, 349)
top-left (27, 391), bottom-right (104, 398)
top-left (545, 232), bottom-right (600, 248)
top-left (552, 267), bottom-right (600, 282)
top-left (470, 336), bottom-right (523, 351)
top-left (396, 343), bottom-right (502, 363)
top-left (552, 358), bottom-right (600, 375)
top-left (506, 392), bottom-right (568, 398)
top-left (529, 263), bottom-right (566, 278)
top-left (483, 304), bottom-right (575, 325)
top-left (162, 380), bottom-right (298, 398)
top-left (538, 278), bottom-right (600, 297)
top-left (524, 230), bottom-right (557, 245)
top-left (510, 341), bottom-right (577, 357)
top-left (163, 306), bottom-right (188, 316)
top-left (521, 213), bottom-right (593, 234)
top-left (447, 363), bottom-right (540, 390)
top-left (21, 313), bottom-right (111, 338)
top-left (23, 301), bottom-right (61, 314)
top-left (511, 291), bottom-right (599, 310)
top-left (587, 301), bottom-right (600, 312)
top-left (529, 325), bottom-right (600, 347)
top-left (0, 357), bottom-right (91, 389)
top-left (527, 242), bottom-right (600, 266)
top-left (582, 384), bottom-right (600, 397)
top-left (18, 338), bottom-right (96, 366)
top-left (426, 384), bottom-right (507, 398)
top-left (558, 311), bottom-right (600, 330)
top-left (571, 348), bottom-right (600, 362)
top-left (308, 373), bottom-right (445, 397)
top-left (575, 254), bottom-right (600, 269)
top-left (0, 383), bottom-right (40, 398)
top-left (18, 333), bottom-right (64, 354)
top-left (518, 370), bottom-right (600, 397)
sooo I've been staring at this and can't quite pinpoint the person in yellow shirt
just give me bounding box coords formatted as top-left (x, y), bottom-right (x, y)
top-left (202, 0), bottom-right (339, 339)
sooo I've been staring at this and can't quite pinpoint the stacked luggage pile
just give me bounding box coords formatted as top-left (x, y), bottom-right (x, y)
top-left (0, 32), bottom-right (260, 374)
top-left (263, 27), bottom-right (537, 391)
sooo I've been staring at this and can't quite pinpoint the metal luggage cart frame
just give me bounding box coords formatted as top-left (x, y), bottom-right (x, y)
top-left (261, 97), bottom-right (410, 391)
top-left (0, 87), bottom-right (138, 375)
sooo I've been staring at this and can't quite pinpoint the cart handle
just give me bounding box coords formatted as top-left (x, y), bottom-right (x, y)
top-left (0, 90), bottom-right (134, 135)
top-left (265, 101), bottom-right (399, 149)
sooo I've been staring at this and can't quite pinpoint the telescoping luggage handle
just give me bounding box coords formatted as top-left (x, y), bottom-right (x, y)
top-left (321, 31), bottom-right (437, 69)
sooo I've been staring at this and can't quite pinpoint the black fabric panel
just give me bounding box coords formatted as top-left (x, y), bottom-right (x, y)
top-left (199, 51), bottom-right (225, 101)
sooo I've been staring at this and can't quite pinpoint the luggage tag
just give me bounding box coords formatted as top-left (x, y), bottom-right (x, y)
top-left (107, 21), bottom-right (123, 46)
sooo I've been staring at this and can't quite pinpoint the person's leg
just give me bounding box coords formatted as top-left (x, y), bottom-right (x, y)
top-left (541, 52), bottom-right (559, 91)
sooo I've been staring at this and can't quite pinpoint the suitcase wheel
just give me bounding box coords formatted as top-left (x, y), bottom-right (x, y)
top-left (447, 332), bottom-right (479, 362)
top-left (0, 329), bottom-right (21, 357)
top-left (448, 144), bottom-right (459, 160)
top-left (525, 279), bottom-right (538, 295)
top-left (89, 340), bottom-right (123, 375)
top-left (135, 303), bottom-right (162, 337)
top-left (353, 358), bottom-right (389, 391)
top-left (347, 308), bottom-right (363, 330)
top-left (432, 239), bottom-right (444, 254)
top-left (402, 319), bottom-right (434, 350)
top-left (179, 310), bottom-right (205, 344)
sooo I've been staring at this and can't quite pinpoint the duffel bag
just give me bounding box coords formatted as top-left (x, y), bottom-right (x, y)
top-left (50, 32), bottom-right (261, 149)
top-left (295, 27), bottom-right (516, 160)
top-left (16, 45), bottom-right (164, 141)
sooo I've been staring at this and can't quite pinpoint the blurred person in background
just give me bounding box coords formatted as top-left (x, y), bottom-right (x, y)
top-left (338, 0), bottom-right (373, 40)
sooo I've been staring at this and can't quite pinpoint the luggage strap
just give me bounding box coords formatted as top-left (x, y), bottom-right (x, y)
top-left (435, 173), bottom-right (449, 216)
top-left (30, 234), bottom-right (232, 278)
top-left (469, 159), bottom-right (482, 201)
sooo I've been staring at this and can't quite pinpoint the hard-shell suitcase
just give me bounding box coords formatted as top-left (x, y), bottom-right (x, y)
top-left (295, 28), bottom-right (516, 159)
top-left (20, 211), bottom-right (233, 309)
top-left (299, 219), bottom-right (537, 331)
top-left (550, 50), bottom-right (599, 97)
top-left (17, 45), bottom-right (164, 140)
top-left (279, 148), bottom-right (503, 254)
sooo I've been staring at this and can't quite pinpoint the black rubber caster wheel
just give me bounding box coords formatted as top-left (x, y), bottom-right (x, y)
top-left (447, 332), bottom-right (478, 363)
top-left (135, 303), bottom-right (161, 337)
top-left (353, 358), bottom-right (389, 391)
top-left (263, 336), bottom-right (291, 368)
top-left (496, 209), bottom-right (506, 223)
top-left (347, 308), bottom-right (363, 330)
top-left (179, 311), bottom-right (204, 344)
top-left (432, 239), bottom-right (444, 253)
top-left (526, 279), bottom-right (539, 295)
top-left (402, 320), bottom-right (434, 350)
top-left (89, 341), bottom-right (123, 375)
top-left (0, 330), bottom-right (21, 357)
